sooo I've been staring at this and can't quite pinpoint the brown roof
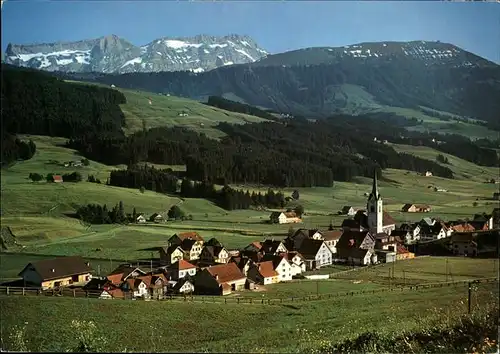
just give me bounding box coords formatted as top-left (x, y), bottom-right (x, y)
top-left (283, 211), bottom-right (298, 218)
top-left (19, 256), bottom-right (92, 281)
top-left (256, 261), bottom-right (279, 278)
top-left (107, 288), bottom-right (125, 298)
top-left (206, 263), bottom-right (245, 285)
top-left (126, 278), bottom-right (145, 290)
top-left (174, 232), bottom-right (204, 242)
top-left (170, 259), bottom-right (196, 270)
top-left (297, 239), bottom-right (325, 259)
top-left (179, 238), bottom-right (198, 251)
top-left (322, 230), bottom-right (343, 241)
top-left (450, 223), bottom-right (476, 233)
top-left (383, 211), bottom-right (396, 226)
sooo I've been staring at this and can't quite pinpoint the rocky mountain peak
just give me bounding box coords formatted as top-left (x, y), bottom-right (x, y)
top-left (4, 34), bottom-right (269, 74)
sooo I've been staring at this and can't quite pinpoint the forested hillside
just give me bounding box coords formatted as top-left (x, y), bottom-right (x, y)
top-left (4, 65), bottom-right (498, 189)
top-left (57, 59), bottom-right (500, 126)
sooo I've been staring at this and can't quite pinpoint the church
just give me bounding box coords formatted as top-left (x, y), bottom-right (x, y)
top-left (341, 171), bottom-right (396, 235)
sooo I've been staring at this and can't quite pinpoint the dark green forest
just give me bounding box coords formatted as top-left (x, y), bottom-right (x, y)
top-left (57, 59), bottom-right (500, 126)
top-left (3, 65), bottom-right (498, 192)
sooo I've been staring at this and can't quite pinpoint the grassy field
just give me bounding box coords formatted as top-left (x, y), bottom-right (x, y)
top-left (1, 135), bottom-right (498, 269)
top-left (0, 280), bottom-right (497, 352)
top-left (332, 257), bottom-right (499, 285)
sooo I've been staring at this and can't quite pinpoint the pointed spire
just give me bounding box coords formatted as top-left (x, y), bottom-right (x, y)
top-left (371, 168), bottom-right (380, 200)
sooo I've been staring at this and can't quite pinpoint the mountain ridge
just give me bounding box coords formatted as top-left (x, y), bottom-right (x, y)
top-left (4, 34), bottom-right (269, 73)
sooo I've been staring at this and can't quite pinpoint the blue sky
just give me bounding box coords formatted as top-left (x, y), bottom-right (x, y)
top-left (2, 1), bottom-right (499, 63)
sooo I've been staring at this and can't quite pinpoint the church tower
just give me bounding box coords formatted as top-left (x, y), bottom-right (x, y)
top-left (367, 169), bottom-right (383, 234)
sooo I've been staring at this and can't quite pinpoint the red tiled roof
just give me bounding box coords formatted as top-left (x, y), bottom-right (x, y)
top-left (206, 263), bottom-right (245, 285)
top-left (256, 261), bottom-right (279, 278)
top-left (171, 259), bottom-right (196, 270)
top-left (52, 175), bottom-right (63, 182)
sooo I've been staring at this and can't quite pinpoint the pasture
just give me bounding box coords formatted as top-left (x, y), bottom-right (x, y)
top-left (0, 279), bottom-right (497, 352)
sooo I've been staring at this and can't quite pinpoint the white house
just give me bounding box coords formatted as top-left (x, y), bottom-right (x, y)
top-left (297, 239), bottom-right (333, 270)
top-left (171, 278), bottom-right (195, 294)
top-left (136, 215), bottom-right (147, 224)
top-left (168, 259), bottom-right (197, 280)
top-left (270, 211), bottom-right (302, 224)
top-left (123, 278), bottom-right (149, 298)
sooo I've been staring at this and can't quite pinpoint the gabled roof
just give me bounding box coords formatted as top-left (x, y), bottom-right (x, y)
top-left (106, 265), bottom-right (146, 284)
top-left (52, 175), bottom-right (63, 182)
top-left (322, 230), bottom-right (343, 241)
top-left (19, 256), bottom-right (92, 281)
top-left (202, 245), bottom-right (226, 258)
top-left (162, 244), bottom-right (184, 256)
top-left (261, 239), bottom-right (287, 254)
top-left (206, 263), bottom-right (246, 285)
top-left (287, 251), bottom-right (305, 260)
top-left (260, 254), bottom-right (286, 269)
top-left (179, 238), bottom-right (198, 251)
top-left (245, 241), bottom-right (262, 250)
top-left (126, 278), bottom-right (146, 290)
top-left (171, 232), bottom-right (204, 243)
top-left (336, 230), bottom-right (373, 249)
top-left (297, 239), bottom-right (325, 259)
top-left (170, 259), bottom-right (196, 271)
top-left (239, 250), bottom-right (264, 262)
top-left (401, 203), bottom-right (415, 211)
top-left (205, 238), bottom-right (222, 247)
top-left (172, 277), bottom-right (193, 292)
top-left (255, 261), bottom-right (279, 278)
top-left (383, 211), bottom-right (396, 226)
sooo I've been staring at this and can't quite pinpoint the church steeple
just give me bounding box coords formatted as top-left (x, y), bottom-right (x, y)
top-left (370, 169), bottom-right (380, 200)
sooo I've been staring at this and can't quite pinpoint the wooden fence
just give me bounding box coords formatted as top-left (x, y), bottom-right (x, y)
top-left (0, 277), bottom-right (497, 305)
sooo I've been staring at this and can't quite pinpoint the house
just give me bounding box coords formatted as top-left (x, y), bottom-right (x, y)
top-left (296, 239), bottom-right (332, 270)
top-left (322, 230), bottom-right (343, 255)
top-left (448, 222), bottom-right (476, 233)
top-left (168, 232), bottom-right (205, 246)
top-left (122, 278), bottom-right (149, 299)
top-left (136, 214), bottom-right (147, 224)
top-left (401, 204), bottom-right (432, 213)
top-left (230, 256), bottom-right (254, 276)
top-left (450, 233), bottom-right (477, 257)
top-left (198, 245), bottom-right (230, 265)
top-left (269, 211), bottom-right (302, 224)
top-left (399, 223), bottom-right (421, 243)
top-left (52, 175), bottom-right (63, 183)
top-left (171, 277), bottom-right (195, 294)
top-left (193, 263), bottom-right (246, 296)
top-left (260, 239), bottom-right (288, 255)
top-left (247, 261), bottom-right (279, 285)
top-left (341, 206), bottom-right (356, 216)
top-left (106, 265), bottom-right (147, 285)
top-left (420, 221), bottom-right (450, 241)
top-left (168, 259), bottom-right (197, 281)
top-left (83, 277), bottom-right (120, 299)
top-left (348, 248), bottom-right (378, 266)
top-left (336, 230), bottom-right (376, 265)
top-left (145, 273), bottom-right (168, 299)
top-left (434, 187), bottom-right (448, 192)
top-left (286, 252), bottom-right (306, 276)
top-left (374, 233), bottom-right (400, 253)
top-left (243, 242), bottom-right (262, 252)
top-left (396, 245), bottom-right (415, 260)
top-left (473, 213), bottom-right (494, 230)
top-left (261, 254), bottom-right (293, 282)
top-left (159, 245), bottom-right (185, 265)
top-left (178, 238), bottom-right (204, 261)
top-left (149, 213), bottom-right (164, 223)
top-left (425, 171), bottom-right (433, 177)
top-left (18, 256), bottom-right (93, 290)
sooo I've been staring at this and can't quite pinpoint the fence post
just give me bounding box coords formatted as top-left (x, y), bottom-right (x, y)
top-left (225, 298), bottom-right (227, 304)
top-left (6, 287), bottom-right (9, 295)
top-left (73, 289), bottom-right (76, 297)
top-left (467, 282), bottom-right (472, 314)
top-left (22, 288), bottom-right (25, 296)
top-left (237, 298), bottom-right (240, 304)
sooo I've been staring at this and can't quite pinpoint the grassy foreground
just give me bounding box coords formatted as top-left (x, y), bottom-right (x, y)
top-left (0, 281), bottom-right (497, 352)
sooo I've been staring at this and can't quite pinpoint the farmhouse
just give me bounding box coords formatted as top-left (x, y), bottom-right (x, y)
top-left (341, 206), bottom-right (356, 216)
top-left (193, 263), bottom-right (246, 296)
top-left (296, 239), bottom-right (332, 270)
top-left (168, 232), bottom-right (205, 245)
top-left (336, 230), bottom-right (376, 265)
top-left (450, 233), bottom-right (477, 257)
top-left (198, 245), bottom-right (230, 265)
top-left (322, 230), bottom-right (343, 255)
top-left (420, 221), bottom-right (450, 241)
top-left (178, 238), bottom-right (204, 261)
top-left (247, 261), bottom-right (279, 285)
top-left (286, 251), bottom-right (306, 276)
top-left (159, 245), bottom-right (185, 265)
top-left (424, 171), bottom-right (433, 177)
top-left (261, 254), bottom-right (293, 282)
top-left (106, 265), bottom-right (147, 285)
top-left (171, 278), bottom-right (195, 294)
top-left (136, 214), bottom-right (147, 223)
top-left (168, 259), bottom-right (197, 281)
top-left (284, 229), bottom-right (324, 250)
top-left (122, 278), bottom-right (149, 298)
top-left (269, 211), bottom-right (302, 224)
top-left (401, 204), bottom-right (432, 213)
top-left (260, 239), bottom-right (288, 255)
top-left (149, 213), bottom-right (164, 223)
top-left (18, 256), bottom-right (92, 290)
top-left (229, 256), bottom-right (254, 277)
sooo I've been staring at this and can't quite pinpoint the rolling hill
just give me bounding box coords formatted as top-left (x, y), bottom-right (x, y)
top-left (53, 40), bottom-right (500, 127)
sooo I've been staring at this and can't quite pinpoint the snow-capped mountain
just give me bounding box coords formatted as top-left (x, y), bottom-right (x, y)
top-left (4, 34), bottom-right (269, 73)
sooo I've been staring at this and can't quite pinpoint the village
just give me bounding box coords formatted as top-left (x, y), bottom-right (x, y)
top-left (10, 173), bottom-right (500, 300)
